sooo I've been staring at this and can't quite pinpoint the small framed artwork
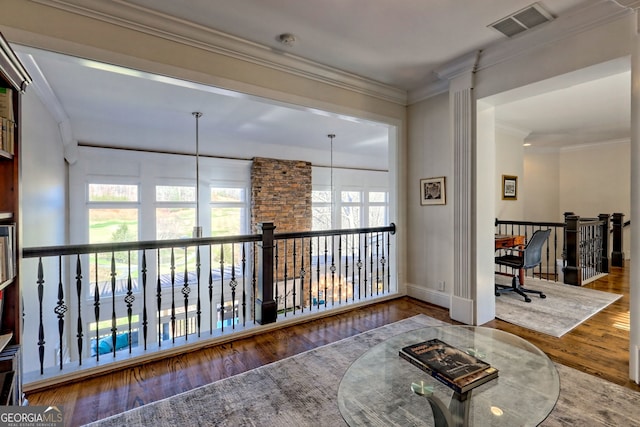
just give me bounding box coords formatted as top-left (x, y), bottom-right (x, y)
top-left (502, 175), bottom-right (518, 200)
top-left (420, 177), bottom-right (446, 205)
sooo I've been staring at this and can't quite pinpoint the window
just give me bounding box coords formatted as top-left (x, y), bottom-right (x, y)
top-left (312, 190), bottom-right (332, 230)
top-left (156, 185), bottom-right (196, 239)
top-left (368, 191), bottom-right (388, 227)
top-left (210, 186), bottom-right (246, 236)
top-left (87, 184), bottom-right (139, 298)
top-left (341, 190), bottom-right (361, 229)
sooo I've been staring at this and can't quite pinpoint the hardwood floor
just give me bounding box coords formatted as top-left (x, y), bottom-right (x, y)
top-left (27, 264), bottom-right (639, 426)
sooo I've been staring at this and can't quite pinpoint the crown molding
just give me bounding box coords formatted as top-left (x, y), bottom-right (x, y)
top-left (559, 137), bottom-right (630, 152)
top-left (31, 0), bottom-right (408, 105)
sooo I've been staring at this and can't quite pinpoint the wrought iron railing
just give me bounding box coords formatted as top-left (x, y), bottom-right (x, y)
top-left (494, 219), bottom-right (565, 282)
top-left (496, 213), bottom-right (616, 286)
top-left (22, 223), bottom-right (396, 387)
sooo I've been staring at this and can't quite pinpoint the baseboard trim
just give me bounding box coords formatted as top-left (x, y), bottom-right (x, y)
top-left (450, 295), bottom-right (474, 325)
top-left (406, 283), bottom-right (450, 309)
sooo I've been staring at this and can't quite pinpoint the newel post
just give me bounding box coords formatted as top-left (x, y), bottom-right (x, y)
top-left (256, 222), bottom-right (277, 324)
top-left (563, 215), bottom-right (581, 286)
top-left (611, 213), bottom-right (625, 267)
top-left (598, 214), bottom-right (610, 274)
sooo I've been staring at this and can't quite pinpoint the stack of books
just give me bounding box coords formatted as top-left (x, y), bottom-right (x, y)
top-left (399, 338), bottom-right (498, 395)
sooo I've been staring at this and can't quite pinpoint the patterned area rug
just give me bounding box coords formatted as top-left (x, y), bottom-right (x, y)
top-left (494, 276), bottom-right (622, 337)
top-left (83, 315), bottom-right (640, 427)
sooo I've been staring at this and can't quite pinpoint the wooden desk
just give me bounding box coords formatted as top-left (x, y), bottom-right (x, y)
top-left (495, 234), bottom-right (525, 250)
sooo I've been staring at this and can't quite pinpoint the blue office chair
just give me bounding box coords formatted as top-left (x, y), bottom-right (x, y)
top-left (495, 229), bottom-right (550, 303)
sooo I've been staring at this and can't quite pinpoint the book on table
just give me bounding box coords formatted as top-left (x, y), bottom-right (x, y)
top-left (399, 338), bottom-right (499, 394)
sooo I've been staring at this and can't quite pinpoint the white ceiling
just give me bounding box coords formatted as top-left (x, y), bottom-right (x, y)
top-left (11, 0), bottom-right (632, 168)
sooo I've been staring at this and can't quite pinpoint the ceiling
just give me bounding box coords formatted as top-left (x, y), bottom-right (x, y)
top-left (10, 0), bottom-right (633, 168)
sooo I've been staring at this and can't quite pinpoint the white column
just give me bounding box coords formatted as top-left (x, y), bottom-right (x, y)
top-left (450, 72), bottom-right (476, 325)
top-left (629, 11), bottom-right (640, 384)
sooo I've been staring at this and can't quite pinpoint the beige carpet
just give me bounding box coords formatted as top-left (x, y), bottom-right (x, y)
top-left (494, 275), bottom-right (622, 337)
top-left (83, 314), bottom-right (640, 427)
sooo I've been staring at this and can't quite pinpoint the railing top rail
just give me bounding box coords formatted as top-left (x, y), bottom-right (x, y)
top-left (577, 218), bottom-right (603, 226)
top-left (23, 234), bottom-right (262, 258)
top-left (274, 223), bottom-right (396, 240)
top-left (495, 219), bottom-right (565, 227)
top-left (23, 224), bottom-right (397, 259)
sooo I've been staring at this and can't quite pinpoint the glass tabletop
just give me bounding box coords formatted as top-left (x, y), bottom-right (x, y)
top-left (338, 326), bottom-right (559, 426)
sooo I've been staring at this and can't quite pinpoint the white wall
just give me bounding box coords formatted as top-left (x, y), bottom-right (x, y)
top-left (559, 141), bottom-right (631, 257)
top-left (495, 128), bottom-right (525, 220)
top-left (20, 88), bottom-right (68, 376)
top-left (405, 92), bottom-right (453, 307)
top-left (523, 150), bottom-right (561, 222)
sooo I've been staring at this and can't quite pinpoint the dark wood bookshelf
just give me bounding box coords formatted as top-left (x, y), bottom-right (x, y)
top-left (0, 30), bottom-right (31, 406)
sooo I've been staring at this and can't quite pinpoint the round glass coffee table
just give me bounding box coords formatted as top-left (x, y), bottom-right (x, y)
top-left (337, 326), bottom-right (559, 427)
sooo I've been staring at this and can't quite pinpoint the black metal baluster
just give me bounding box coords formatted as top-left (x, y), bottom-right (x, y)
top-left (252, 242), bottom-right (257, 323)
top-left (220, 244), bottom-right (224, 332)
top-left (73, 255), bottom-right (81, 364)
top-left (182, 246), bottom-right (190, 340)
top-left (307, 237), bottom-right (313, 310)
top-left (37, 257), bottom-right (45, 375)
top-left (380, 233), bottom-right (387, 293)
top-left (315, 236), bottom-right (321, 307)
top-left (142, 251), bottom-right (148, 350)
top-left (170, 248), bottom-right (176, 343)
top-left (274, 241), bottom-right (279, 314)
top-left (343, 236), bottom-right (349, 303)
top-left (363, 233), bottom-right (369, 297)
top-left (372, 233), bottom-right (377, 295)
top-left (337, 236), bottom-right (343, 304)
top-left (299, 238), bottom-right (305, 313)
top-left (330, 236), bottom-right (336, 306)
top-left (93, 253), bottom-right (100, 361)
top-left (357, 233), bottom-right (363, 301)
top-left (241, 244), bottom-right (246, 327)
top-left (292, 239), bottom-right (297, 314)
top-left (219, 244), bottom-right (225, 332)
top-left (125, 251), bottom-right (134, 352)
top-left (372, 233), bottom-right (380, 295)
top-left (283, 241), bottom-right (288, 316)
top-left (323, 236), bottom-right (328, 307)
top-left (351, 233), bottom-right (355, 301)
top-left (156, 249), bottom-right (162, 346)
top-left (229, 244), bottom-right (237, 330)
top-left (55, 258), bottom-right (66, 368)
top-left (196, 245), bottom-right (201, 337)
top-left (386, 231), bottom-right (391, 292)
top-left (110, 252), bottom-right (117, 358)
top-left (208, 244), bottom-right (214, 333)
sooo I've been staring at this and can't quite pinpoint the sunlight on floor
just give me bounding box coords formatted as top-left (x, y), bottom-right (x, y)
top-left (612, 311), bottom-right (630, 331)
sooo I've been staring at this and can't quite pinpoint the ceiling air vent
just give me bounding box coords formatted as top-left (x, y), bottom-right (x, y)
top-left (489, 3), bottom-right (554, 38)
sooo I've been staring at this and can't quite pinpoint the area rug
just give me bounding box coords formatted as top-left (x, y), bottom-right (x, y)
top-left (494, 275), bottom-right (622, 337)
top-left (83, 314), bottom-right (640, 427)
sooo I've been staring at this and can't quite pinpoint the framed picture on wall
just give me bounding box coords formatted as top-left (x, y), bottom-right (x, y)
top-left (502, 175), bottom-right (518, 200)
top-left (420, 177), bottom-right (446, 205)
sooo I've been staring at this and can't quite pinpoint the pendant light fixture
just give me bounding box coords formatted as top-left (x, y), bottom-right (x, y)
top-left (192, 111), bottom-right (203, 238)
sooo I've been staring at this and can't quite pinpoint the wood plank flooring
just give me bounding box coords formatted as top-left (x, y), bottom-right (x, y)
top-left (27, 264), bottom-right (640, 427)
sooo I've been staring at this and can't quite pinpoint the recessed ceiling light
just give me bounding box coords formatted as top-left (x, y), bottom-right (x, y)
top-left (523, 143), bottom-right (532, 147)
top-left (277, 33), bottom-right (297, 47)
